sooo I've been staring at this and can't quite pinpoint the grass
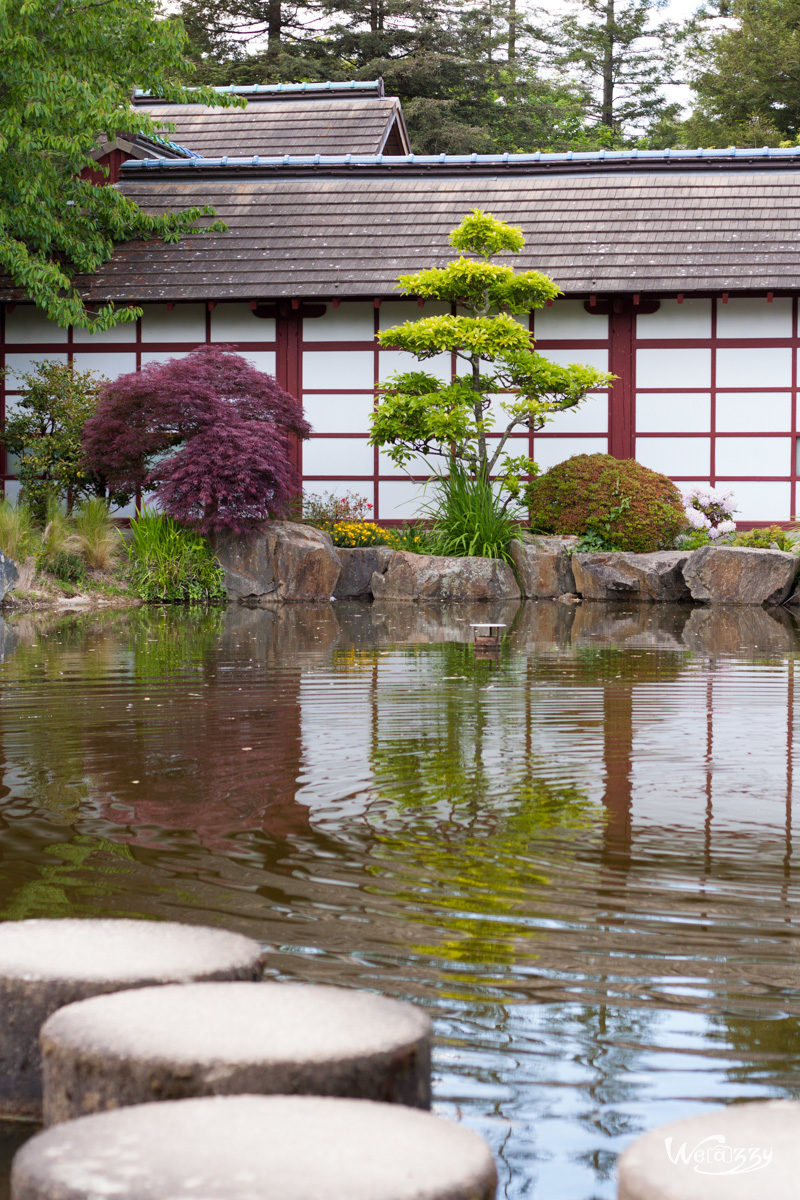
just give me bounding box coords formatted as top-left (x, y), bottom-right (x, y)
top-left (0, 499), bottom-right (36, 561)
top-left (424, 463), bottom-right (519, 562)
top-left (125, 508), bottom-right (226, 603)
top-left (71, 498), bottom-right (122, 570)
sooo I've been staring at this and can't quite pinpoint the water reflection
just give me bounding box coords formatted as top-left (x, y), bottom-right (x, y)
top-left (0, 600), bottom-right (799, 1199)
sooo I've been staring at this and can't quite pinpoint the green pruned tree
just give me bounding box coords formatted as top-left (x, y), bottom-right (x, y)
top-left (548, 0), bottom-right (678, 144)
top-left (680, 0), bottom-right (800, 146)
top-left (369, 210), bottom-right (614, 503)
top-left (0, 0), bottom-right (244, 331)
top-left (0, 362), bottom-right (113, 522)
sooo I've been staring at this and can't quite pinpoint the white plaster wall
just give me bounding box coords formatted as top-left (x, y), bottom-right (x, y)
top-left (636, 299), bottom-right (711, 339)
top-left (378, 449), bottom-right (434, 477)
top-left (378, 300), bottom-right (450, 330)
top-left (303, 394), bottom-right (375, 434)
top-left (717, 480), bottom-right (792, 522)
top-left (542, 347), bottom-right (609, 372)
top-left (307, 303), bottom-right (374, 341)
top-left (139, 350), bottom-right (194, 368)
top-left (5, 307), bottom-right (67, 344)
top-left (139, 304), bottom-right (205, 342)
top-left (715, 393), bottom-right (791, 432)
top-left (717, 297), bottom-right (793, 339)
top-left (378, 348), bottom-right (451, 383)
top-left (73, 322), bottom-right (136, 344)
top-left (378, 478), bottom-right (433, 520)
top-left (302, 480), bottom-right (377, 512)
top-left (4, 352), bottom-right (68, 390)
top-left (211, 304), bottom-right (275, 342)
top-left (303, 437), bottom-right (374, 476)
top-left (71, 352), bottom-right (137, 380)
top-left (545, 393), bottom-right (609, 434)
top-left (636, 393), bottom-right (711, 433)
top-left (304, 350), bottom-right (374, 390)
top-left (715, 436), bottom-right (790, 477)
top-left (635, 436), bottom-right (710, 477)
top-left (533, 436), bottom-right (608, 469)
top-left (716, 347), bottom-right (792, 389)
top-left (534, 299), bottom-right (608, 340)
top-left (636, 348), bottom-right (711, 389)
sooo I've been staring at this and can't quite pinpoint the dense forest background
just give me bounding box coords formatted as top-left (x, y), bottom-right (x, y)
top-left (176, 0), bottom-right (800, 153)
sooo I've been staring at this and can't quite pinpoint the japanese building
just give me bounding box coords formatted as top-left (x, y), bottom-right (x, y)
top-left (3, 81), bottom-right (800, 525)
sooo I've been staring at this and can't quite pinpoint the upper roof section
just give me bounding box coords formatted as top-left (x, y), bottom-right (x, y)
top-left (133, 80), bottom-right (410, 159)
top-left (68, 150), bottom-right (800, 300)
top-left (121, 144), bottom-right (800, 177)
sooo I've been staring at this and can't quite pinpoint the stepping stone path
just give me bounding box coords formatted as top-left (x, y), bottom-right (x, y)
top-left (41, 981), bottom-right (432, 1123)
top-left (0, 918), bottom-right (264, 1121)
top-left (11, 1094), bottom-right (498, 1200)
top-left (617, 1098), bottom-right (798, 1199)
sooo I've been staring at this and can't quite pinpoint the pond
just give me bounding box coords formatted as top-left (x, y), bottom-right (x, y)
top-left (1, 598), bottom-right (799, 1200)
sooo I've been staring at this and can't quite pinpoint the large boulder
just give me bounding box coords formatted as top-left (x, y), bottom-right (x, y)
top-left (509, 536), bottom-right (577, 598)
top-left (683, 544), bottom-right (799, 606)
top-left (370, 551), bottom-right (521, 603)
top-left (212, 522), bottom-right (341, 604)
top-left (572, 551), bottom-right (691, 603)
top-left (0, 550), bottom-right (18, 605)
top-left (334, 546), bottom-right (396, 600)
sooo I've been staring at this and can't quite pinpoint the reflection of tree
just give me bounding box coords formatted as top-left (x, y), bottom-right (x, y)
top-left (364, 641), bottom-right (604, 992)
top-left (1, 835), bottom-right (135, 920)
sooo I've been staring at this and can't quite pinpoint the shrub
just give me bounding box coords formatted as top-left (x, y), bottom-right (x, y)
top-left (0, 499), bottom-right (36, 561)
top-left (39, 549), bottom-right (86, 584)
top-left (304, 490), bottom-right (373, 527)
top-left (682, 484), bottom-right (737, 539)
top-left (83, 346), bottom-right (310, 534)
top-left (0, 362), bottom-right (110, 523)
top-left (426, 462), bottom-right (518, 561)
top-left (71, 499), bottom-right (121, 570)
top-left (733, 525), bottom-right (798, 551)
top-left (327, 520), bottom-right (398, 548)
top-left (527, 454), bottom-right (686, 553)
top-left (125, 509), bottom-right (226, 603)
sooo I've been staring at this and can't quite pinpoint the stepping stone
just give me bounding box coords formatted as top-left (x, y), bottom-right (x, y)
top-left (617, 1099), bottom-right (798, 1199)
top-left (41, 981), bottom-right (432, 1124)
top-left (11, 1094), bottom-right (497, 1200)
top-left (0, 918), bottom-right (264, 1122)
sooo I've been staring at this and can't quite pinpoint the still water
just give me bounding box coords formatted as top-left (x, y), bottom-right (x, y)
top-left (1, 598), bottom-right (799, 1199)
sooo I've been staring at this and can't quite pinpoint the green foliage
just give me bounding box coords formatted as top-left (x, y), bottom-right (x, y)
top-left (0, 499), bottom-right (35, 561)
top-left (125, 509), bottom-right (226, 603)
top-left (733, 525), bottom-right (799, 551)
top-left (0, 0), bottom-right (242, 329)
top-left (677, 528), bottom-right (712, 551)
top-left (39, 549), bottom-right (86, 584)
top-left (327, 520), bottom-right (400, 548)
top-left (370, 210), bottom-right (614, 494)
top-left (0, 362), bottom-right (112, 523)
top-left (425, 462), bottom-right (519, 561)
top-left (71, 499), bottom-right (122, 571)
top-left (528, 453), bottom-right (686, 554)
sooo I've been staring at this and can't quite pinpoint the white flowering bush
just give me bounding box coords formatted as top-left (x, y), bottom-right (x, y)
top-left (681, 485), bottom-right (737, 540)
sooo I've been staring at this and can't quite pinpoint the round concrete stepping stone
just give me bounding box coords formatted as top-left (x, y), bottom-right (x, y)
top-left (41, 981), bottom-right (432, 1124)
top-left (617, 1099), bottom-right (798, 1199)
top-left (0, 919), bottom-right (264, 1121)
top-left (11, 1094), bottom-right (497, 1200)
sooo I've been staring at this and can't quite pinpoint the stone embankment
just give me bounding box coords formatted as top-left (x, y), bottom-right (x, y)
top-left (214, 524), bottom-right (800, 607)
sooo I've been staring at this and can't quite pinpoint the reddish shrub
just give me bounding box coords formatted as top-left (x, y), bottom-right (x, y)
top-left (82, 346), bottom-right (310, 533)
top-left (527, 453), bottom-right (686, 553)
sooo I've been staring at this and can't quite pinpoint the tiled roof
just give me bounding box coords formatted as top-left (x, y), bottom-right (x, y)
top-left (134, 99), bottom-right (408, 159)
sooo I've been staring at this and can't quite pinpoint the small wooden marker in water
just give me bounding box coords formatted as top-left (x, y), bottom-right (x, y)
top-left (470, 623), bottom-right (506, 650)
top-left (0, 919), bottom-right (265, 1123)
top-left (11, 1096), bottom-right (497, 1200)
top-left (41, 981), bottom-right (432, 1124)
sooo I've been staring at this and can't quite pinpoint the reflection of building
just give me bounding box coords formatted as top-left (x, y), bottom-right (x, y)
top-left (4, 82), bottom-right (800, 521)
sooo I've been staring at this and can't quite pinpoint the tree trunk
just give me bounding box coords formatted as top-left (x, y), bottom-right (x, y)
top-left (266, 0), bottom-right (281, 58)
top-left (602, 0), bottom-right (614, 128)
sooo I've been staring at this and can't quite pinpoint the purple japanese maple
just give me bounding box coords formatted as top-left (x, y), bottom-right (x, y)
top-left (83, 345), bottom-right (310, 533)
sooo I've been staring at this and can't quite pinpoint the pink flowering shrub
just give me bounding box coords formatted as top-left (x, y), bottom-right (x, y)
top-left (681, 485), bottom-right (737, 540)
top-left (303, 490), bottom-right (373, 527)
top-left (82, 346), bottom-right (310, 533)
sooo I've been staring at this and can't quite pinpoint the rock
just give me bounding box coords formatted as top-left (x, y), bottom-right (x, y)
top-left (11, 1095), bottom-right (497, 1200)
top-left (683, 544), bottom-right (799, 606)
top-left (0, 919), bottom-right (265, 1122)
top-left (617, 1098), bottom-right (798, 1200)
top-left (370, 551), bottom-right (520, 603)
top-left (334, 546), bottom-right (395, 599)
top-left (572, 551), bottom-right (691, 603)
top-left (212, 522), bottom-right (341, 604)
top-left (41, 982), bottom-right (432, 1124)
top-left (681, 604), bottom-right (798, 655)
top-left (0, 550), bottom-right (18, 604)
top-left (509, 535), bottom-right (577, 598)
